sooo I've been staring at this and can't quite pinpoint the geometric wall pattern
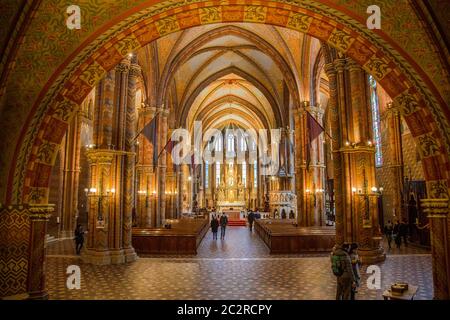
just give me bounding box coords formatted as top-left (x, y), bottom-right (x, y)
top-left (0, 205), bottom-right (30, 297)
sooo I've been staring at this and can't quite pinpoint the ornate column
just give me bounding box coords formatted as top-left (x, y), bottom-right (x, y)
top-left (136, 106), bottom-right (157, 227)
top-left (0, 204), bottom-right (54, 299)
top-left (421, 198), bottom-right (450, 299)
top-left (326, 60), bottom-right (345, 245)
top-left (122, 61), bottom-right (140, 260)
top-left (384, 102), bottom-right (404, 220)
top-left (310, 105), bottom-right (326, 226)
top-left (60, 111), bottom-right (82, 237)
top-left (27, 204), bottom-right (54, 299)
top-left (157, 108), bottom-right (169, 225)
top-left (94, 70), bottom-right (115, 148)
top-left (294, 106), bottom-right (307, 225)
top-left (326, 57), bottom-right (385, 263)
top-left (83, 57), bottom-right (137, 264)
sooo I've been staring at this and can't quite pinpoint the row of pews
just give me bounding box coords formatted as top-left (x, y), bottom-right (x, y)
top-left (132, 218), bottom-right (209, 255)
top-left (254, 219), bottom-right (336, 254)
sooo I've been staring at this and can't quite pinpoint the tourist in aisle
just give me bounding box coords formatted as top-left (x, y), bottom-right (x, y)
top-left (211, 215), bottom-right (219, 240)
top-left (247, 210), bottom-right (255, 231)
top-left (74, 224), bottom-right (85, 255)
top-left (393, 220), bottom-right (402, 249)
top-left (220, 213), bottom-right (228, 240)
top-left (331, 244), bottom-right (356, 300)
top-left (347, 243), bottom-right (361, 300)
top-left (384, 220), bottom-right (393, 250)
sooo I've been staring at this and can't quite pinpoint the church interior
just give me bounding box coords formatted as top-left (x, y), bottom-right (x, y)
top-left (0, 1), bottom-right (449, 301)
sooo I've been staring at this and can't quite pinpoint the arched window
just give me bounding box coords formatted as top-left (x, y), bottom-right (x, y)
top-left (215, 136), bottom-right (222, 152)
top-left (216, 162), bottom-right (221, 187)
top-left (254, 160), bottom-right (258, 188)
top-left (369, 75), bottom-right (383, 167)
top-left (240, 135), bottom-right (247, 151)
top-left (242, 161), bottom-right (247, 187)
top-left (227, 133), bottom-right (234, 152)
top-left (205, 161), bottom-right (209, 189)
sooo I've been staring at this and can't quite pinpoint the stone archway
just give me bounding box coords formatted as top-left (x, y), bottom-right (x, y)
top-left (1, 0), bottom-right (449, 299)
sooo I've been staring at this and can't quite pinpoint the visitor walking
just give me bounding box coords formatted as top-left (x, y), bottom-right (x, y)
top-left (330, 244), bottom-right (356, 300)
top-left (384, 220), bottom-right (393, 250)
top-left (393, 220), bottom-right (402, 249)
top-left (247, 210), bottom-right (255, 231)
top-left (74, 224), bottom-right (85, 255)
top-left (220, 213), bottom-right (228, 240)
top-left (347, 243), bottom-right (361, 300)
top-left (211, 215), bottom-right (219, 240)
top-left (399, 220), bottom-right (409, 246)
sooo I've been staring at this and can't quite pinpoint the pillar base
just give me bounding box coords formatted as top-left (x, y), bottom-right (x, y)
top-left (123, 247), bottom-right (138, 262)
top-left (1, 293), bottom-right (30, 300)
top-left (27, 290), bottom-right (49, 300)
top-left (82, 248), bottom-right (137, 265)
top-left (59, 230), bottom-right (74, 239)
top-left (358, 246), bottom-right (386, 264)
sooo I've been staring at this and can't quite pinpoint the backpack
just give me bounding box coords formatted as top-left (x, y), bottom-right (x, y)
top-left (331, 254), bottom-right (344, 277)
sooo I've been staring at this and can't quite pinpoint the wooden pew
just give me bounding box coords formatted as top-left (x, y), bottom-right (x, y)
top-left (254, 219), bottom-right (335, 254)
top-left (132, 218), bottom-right (209, 255)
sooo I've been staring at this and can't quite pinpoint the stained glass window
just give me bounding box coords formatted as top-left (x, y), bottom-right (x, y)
top-left (242, 161), bottom-right (247, 187)
top-left (216, 162), bottom-right (221, 187)
top-left (369, 75), bottom-right (383, 166)
top-left (205, 161), bottom-right (209, 189)
top-left (254, 160), bottom-right (258, 188)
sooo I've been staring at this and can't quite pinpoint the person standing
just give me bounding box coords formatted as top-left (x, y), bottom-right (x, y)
top-left (384, 220), bottom-right (393, 250)
top-left (247, 210), bottom-right (255, 231)
top-left (393, 220), bottom-right (402, 249)
top-left (211, 215), bottom-right (219, 240)
top-left (347, 243), bottom-right (361, 300)
top-left (330, 244), bottom-right (356, 300)
top-left (219, 213), bottom-right (228, 240)
top-left (399, 220), bottom-right (409, 246)
top-left (74, 224), bottom-right (85, 255)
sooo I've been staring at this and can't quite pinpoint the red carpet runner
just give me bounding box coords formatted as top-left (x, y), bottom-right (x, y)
top-left (227, 220), bottom-right (247, 227)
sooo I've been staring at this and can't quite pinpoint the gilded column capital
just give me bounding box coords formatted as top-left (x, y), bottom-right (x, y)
top-left (86, 149), bottom-right (130, 164)
top-left (333, 58), bottom-right (346, 72)
top-left (116, 58), bottom-right (131, 73)
top-left (344, 57), bottom-right (361, 71)
top-left (28, 204), bottom-right (55, 221)
top-left (324, 63), bottom-right (336, 77)
top-left (129, 63), bottom-right (141, 78)
top-left (421, 199), bottom-right (449, 218)
top-left (138, 105), bottom-right (157, 116)
top-left (159, 108), bottom-right (170, 117)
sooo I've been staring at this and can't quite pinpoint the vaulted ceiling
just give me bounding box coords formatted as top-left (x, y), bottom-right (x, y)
top-left (136, 23), bottom-right (326, 131)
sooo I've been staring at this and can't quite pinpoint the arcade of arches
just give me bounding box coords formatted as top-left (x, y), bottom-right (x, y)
top-left (0, 1), bottom-right (449, 300)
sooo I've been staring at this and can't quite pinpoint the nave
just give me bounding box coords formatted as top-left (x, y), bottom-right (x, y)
top-left (46, 227), bottom-right (432, 300)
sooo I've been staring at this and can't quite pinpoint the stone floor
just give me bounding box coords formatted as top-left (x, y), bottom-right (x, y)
top-left (46, 226), bottom-right (433, 300)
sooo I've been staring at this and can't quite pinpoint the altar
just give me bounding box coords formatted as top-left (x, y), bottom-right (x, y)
top-left (221, 209), bottom-right (243, 220)
top-left (215, 163), bottom-right (248, 213)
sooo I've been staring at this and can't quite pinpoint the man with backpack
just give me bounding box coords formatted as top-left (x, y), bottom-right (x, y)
top-left (330, 243), bottom-right (356, 300)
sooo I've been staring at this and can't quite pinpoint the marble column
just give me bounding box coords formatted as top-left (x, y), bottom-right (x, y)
top-left (421, 198), bottom-right (450, 299)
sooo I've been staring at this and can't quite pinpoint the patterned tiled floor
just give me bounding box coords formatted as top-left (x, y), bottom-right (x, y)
top-left (46, 227), bottom-right (433, 300)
